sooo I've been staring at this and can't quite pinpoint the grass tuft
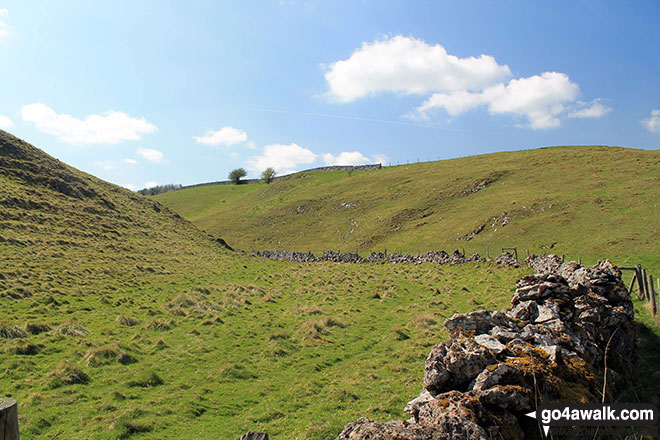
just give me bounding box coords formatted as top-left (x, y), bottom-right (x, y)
top-left (58, 323), bottom-right (89, 337)
top-left (116, 315), bottom-right (140, 326)
top-left (24, 322), bottom-right (51, 335)
top-left (0, 324), bottom-right (28, 339)
top-left (128, 371), bottom-right (164, 387)
top-left (48, 360), bottom-right (90, 387)
top-left (144, 319), bottom-right (173, 331)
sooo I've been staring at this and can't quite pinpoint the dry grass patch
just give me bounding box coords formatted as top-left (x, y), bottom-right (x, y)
top-left (115, 315), bottom-right (140, 326)
top-left (0, 324), bottom-right (28, 339)
top-left (144, 319), bottom-right (173, 331)
top-left (82, 344), bottom-right (137, 366)
top-left (412, 313), bottom-right (438, 328)
top-left (48, 360), bottom-right (90, 387)
top-left (58, 323), bottom-right (89, 337)
top-left (4, 342), bottom-right (42, 355)
top-left (298, 317), bottom-right (346, 341)
top-left (24, 322), bottom-right (51, 335)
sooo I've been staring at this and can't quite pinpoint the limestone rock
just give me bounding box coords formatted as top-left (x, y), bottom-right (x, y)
top-left (474, 334), bottom-right (506, 355)
top-left (424, 338), bottom-right (496, 394)
top-left (445, 310), bottom-right (512, 335)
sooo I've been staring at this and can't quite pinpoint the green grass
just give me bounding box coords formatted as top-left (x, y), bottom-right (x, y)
top-left (1, 131), bottom-right (659, 439)
top-left (156, 145), bottom-right (660, 272)
top-left (0, 131), bottom-right (530, 438)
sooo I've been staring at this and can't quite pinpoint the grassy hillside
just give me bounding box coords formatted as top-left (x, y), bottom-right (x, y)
top-left (0, 131), bottom-right (535, 439)
top-left (156, 145), bottom-right (660, 271)
top-left (2, 132), bottom-right (659, 439)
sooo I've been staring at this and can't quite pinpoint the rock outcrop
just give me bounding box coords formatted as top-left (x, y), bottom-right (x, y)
top-left (335, 259), bottom-right (636, 440)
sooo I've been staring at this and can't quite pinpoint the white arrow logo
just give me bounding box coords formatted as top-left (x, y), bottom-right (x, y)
top-left (525, 410), bottom-right (550, 436)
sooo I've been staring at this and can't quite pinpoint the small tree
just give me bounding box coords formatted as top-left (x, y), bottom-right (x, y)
top-left (261, 167), bottom-right (276, 184)
top-left (228, 168), bottom-right (247, 185)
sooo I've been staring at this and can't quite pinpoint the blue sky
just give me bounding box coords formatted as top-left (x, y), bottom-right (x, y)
top-left (0, 1), bottom-right (658, 189)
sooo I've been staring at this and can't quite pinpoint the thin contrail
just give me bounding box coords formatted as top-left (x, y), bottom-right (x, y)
top-left (242, 106), bottom-right (476, 132)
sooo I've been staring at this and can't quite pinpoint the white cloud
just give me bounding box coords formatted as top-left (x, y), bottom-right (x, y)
top-left (123, 158), bottom-right (138, 164)
top-left (326, 35), bottom-right (610, 130)
top-left (144, 181), bottom-right (158, 189)
top-left (642, 109), bottom-right (660, 133)
top-left (415, 72), bottom-right (581, 129)
top-left (323, 151), bottom-right (371, 166)
top-left (247, 143), bottom-right (317, 174)
top-left (0, 9), bottom-right (9, 40)
top-left (136, 147), bottom-right (164, 164)
top-left (568, 99), bottom-right (612, 119)
top-left (324, 35), bottom-right (511, 102)
top-left (373, 154), bottom-right (388, 165)
top-left (21, 103), bottom-right (157, 145)
top-left (414, 90), bottom-right (485, 118)
top-left (0, 114), bottom-right (12, 129)
top-left (122, 184), bottom-right (137, 191)
top-left (194, 126), bottom-right (247, 146)
top-left (94, 160), bottom-right (115, 170)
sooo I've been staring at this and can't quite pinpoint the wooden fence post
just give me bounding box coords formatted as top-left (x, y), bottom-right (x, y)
top-left (636, 265), bottom-right (645, 300)
top-left (657, 278), bottom-right (660, 316)
top-left (628, 274), bottom-right (637, 295)
top-left (651, 275), bottom-right (657, 316)
top-left (0, 398), bottom-right (19, 440)
top-left (643, 270), bottom-right (650, 301)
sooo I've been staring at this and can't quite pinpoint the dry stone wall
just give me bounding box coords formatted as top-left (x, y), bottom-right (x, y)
top-left (252, 249), bottom-right (491, 266)
top-left (181, 164), bottom-right (382, 190)
top-left (335, 259), bottom-right (636, 439)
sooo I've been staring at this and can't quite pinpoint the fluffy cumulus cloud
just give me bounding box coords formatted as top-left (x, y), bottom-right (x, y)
top-left (415, 72), bottom-right (583, 129)
top-left (136, 147), bottom-right (165, 163)
top-left (568, 99), bottom-right (612, 119)
top-left (194, 126), bottom-right (247, 146)
top-left (123, 158), bottom-right (138, 165)
top-left (247, 143), bottom-right (317, 174)
top-left (21, 103), bottom-right (157, 145)
top-left (144, 181), bottom-right (158, 189)
top-left (326, 35), bottom-right (610, 129)
top-left (322, 151), bottom-right (371, 166)
top-left (642, 109), bottom-right (660, 133)
top-left (324, 35), bottom-right (512, 102)
top-left (0, 114), bottom-right (12, 129)
top-left (122, 184), bottom-right (137, 191)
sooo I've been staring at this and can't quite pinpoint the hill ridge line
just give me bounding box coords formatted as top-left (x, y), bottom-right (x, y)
top-left (145, 163), bottom-right (383, 194)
